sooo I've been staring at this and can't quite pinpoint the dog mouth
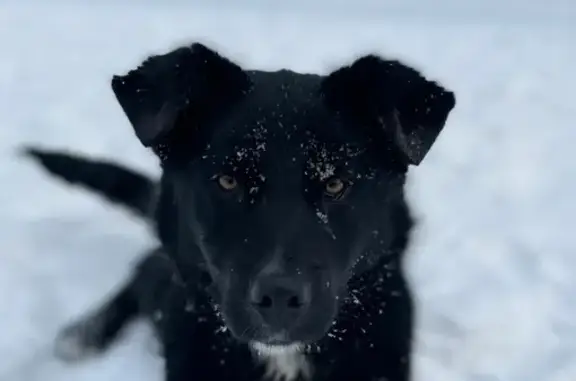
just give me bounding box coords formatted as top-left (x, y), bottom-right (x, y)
top-left (206, 264), bottom-right (342, 347)
top-left (250, 340), bottom-right (304, 356)
top-left (251, 330), bottom-right (295, 346)
top-left (250, 340), bottom-right (311, 381)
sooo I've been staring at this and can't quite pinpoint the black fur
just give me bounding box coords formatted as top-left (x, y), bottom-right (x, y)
top-left (24, 147), bottom-right (155, 219)
top-left (27, 42), bottom-right (456, 381)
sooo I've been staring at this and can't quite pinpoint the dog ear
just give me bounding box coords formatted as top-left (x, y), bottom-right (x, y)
top-left (111, 43), bottom-right (251, 150)
top-left (321, 55), bottom-right (456, 165)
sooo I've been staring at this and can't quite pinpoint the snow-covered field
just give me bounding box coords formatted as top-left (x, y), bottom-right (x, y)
top-left (0, 1), bottom-right (574, 380)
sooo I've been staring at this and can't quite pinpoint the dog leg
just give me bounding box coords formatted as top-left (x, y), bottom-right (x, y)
top-left (53, 281), bottom-right (139, 362)
top-left (53, 247), bottom-right (178, 362)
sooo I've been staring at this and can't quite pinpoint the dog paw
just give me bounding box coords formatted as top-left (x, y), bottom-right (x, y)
top-left (145, 333), bottom-right (163, 357)
top-left (53, 318), bottom-right (103, 363)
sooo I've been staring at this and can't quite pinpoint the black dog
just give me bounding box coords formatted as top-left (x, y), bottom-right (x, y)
top-left (25, 42), bottom-right (456, 381)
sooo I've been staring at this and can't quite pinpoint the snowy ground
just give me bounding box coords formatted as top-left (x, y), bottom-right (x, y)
top-left (0, 1), bottom-right (574, 380)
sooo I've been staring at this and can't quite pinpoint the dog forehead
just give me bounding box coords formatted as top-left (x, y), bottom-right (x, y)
top-left (211, 70), bottom-right (363, 156)
top-left (239, 70), bottom-right (328, 140)
top-left (200, 69), bottom-right (378, 187)
top-left (247, 69), bottom-right (322, 107)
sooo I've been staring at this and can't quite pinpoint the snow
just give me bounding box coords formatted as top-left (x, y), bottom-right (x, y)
top-left (0, 1), bottom-right (574, 380)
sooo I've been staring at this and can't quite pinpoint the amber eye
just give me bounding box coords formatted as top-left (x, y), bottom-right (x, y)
top-left (324, 177), bottom-right (347, 197)
top-left (217, 174), bottom-right (238, 191)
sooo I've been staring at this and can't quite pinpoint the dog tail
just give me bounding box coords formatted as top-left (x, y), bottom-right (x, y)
top-left (23, 147), bottom-right (156, 220)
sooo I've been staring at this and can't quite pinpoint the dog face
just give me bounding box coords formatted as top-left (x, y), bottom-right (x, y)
top-left (111, 43), bottom-right (455, 347)
top-left (169, 73), bottom-right (410, 345)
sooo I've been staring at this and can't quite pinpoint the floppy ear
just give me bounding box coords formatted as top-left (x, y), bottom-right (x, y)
top-left (111, 43), bottom-right (251, 154)
top-left (321, 55), bottom-right (456, 165)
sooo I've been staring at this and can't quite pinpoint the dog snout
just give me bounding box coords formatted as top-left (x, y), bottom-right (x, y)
top-left (249, 276), bottom-right (311, 330)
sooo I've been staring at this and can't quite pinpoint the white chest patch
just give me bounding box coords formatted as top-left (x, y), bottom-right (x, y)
top-left (251, 342), bottom-right (312, 381)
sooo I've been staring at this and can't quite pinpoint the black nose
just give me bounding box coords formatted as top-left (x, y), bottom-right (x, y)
top-left (249, 276), bottom-right (310, 329)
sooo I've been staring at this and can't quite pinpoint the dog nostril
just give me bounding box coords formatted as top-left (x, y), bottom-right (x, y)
top-left (253, 294), bottom-right (304, 310)
top-left (256, 295), bottom-right (273, 308)
top-left (250, 277), bottom-right (310, 312)
top-left (287, 295), bottom-right (303, 309)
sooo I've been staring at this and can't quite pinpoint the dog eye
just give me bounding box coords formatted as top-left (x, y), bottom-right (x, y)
top-left (217, 174), bottom-right (238, 191)
top-left (324, 177), bottom-right (347, 198)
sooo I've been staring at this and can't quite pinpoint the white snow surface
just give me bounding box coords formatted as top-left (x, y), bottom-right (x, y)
top-left (0, 1), bottom-right (574, 380)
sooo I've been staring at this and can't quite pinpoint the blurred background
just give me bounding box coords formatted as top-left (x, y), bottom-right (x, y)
top-left (0, 0), bottom-right (574, 380)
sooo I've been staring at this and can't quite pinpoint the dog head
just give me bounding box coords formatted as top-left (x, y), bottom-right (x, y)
top-left (111, 43), bottom-right (455, 348)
